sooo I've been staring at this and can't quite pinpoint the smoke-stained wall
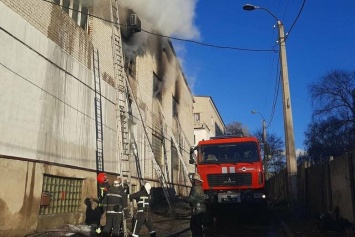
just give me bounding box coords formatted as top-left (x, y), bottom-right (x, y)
top-left (0, 1), bottom-right (116, 234)
top-left (118, 3), bottom-right (195, 186)
top-left (0, 0), bottom-right (196, 235)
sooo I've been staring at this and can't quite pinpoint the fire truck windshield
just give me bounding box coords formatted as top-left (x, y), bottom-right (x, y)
top-left (198, 142), bottom-right (259, 164)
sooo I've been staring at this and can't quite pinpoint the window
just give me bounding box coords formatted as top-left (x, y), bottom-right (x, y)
top-left (171, 140), bottom-right (179, 170)
top-left (39, 175), bottom-right (83, 215)
top-left (54, 0), bottom-right (89, 30)
top-left (172, 96), bottom-right (179, 117)
top-left (153, 73), bottom-right (162, 100)
top-left (194, 113), bottom-right (200, 122)
top-left (199, 142), bottom-right (260, 163)
top-left (127, 59), bottom-right (136, 78)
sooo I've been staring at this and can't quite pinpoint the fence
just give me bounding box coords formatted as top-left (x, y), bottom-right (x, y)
top-left (268, 151), bottom-right (355, 224)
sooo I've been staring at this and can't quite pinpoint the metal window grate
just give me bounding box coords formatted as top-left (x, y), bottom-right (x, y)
top-left (39, 175), bottom-right (83, 215)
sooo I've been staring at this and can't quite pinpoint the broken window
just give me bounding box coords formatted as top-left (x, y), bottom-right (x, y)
top-left (153, 73), bottom-right (162, 101)
top-left (172, 96), bottom-right (179, 118)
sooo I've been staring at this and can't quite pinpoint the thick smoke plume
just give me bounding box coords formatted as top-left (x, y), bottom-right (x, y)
top-left (117, 0), bottom-right (200, 39)
top-left (117, 0), bottom-right (199, 94)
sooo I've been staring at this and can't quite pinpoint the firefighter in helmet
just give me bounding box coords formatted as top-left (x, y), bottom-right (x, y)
top-left (95, 172), bottom-right (110, 234)
top-left (101, 178), bottom-right (128, 237)
top-left (130, 182), bottom-right (156, 237)
top-left (186, 173), bottom-right (206, 237)
top-left (97, 172), bottom-right (110, 200)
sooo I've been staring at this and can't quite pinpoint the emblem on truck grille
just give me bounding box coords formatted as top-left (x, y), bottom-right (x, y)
top-left (224, 177), bottom-right (235, 184)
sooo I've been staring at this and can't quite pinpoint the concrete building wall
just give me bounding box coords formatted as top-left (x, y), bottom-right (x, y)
top-left (0, 1), bottom-right (194, 235)
top-left (0, 1), bottom-right (99, 168)
top-left (330, 154), bottom-right (355, 223)
top-left (0, 158), bottom-right (98, 236)
top-left (268, 152), bottom-right (355, 225)
top-left (125, 28), bottom-right (195, 189)
top-left (193, 96), bottom-right (225, 145)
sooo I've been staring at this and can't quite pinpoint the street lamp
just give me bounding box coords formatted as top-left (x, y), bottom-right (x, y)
top-left (251, 110), bottom-right (269, 179)
top-left (244, 4), bottom-right (298, 205)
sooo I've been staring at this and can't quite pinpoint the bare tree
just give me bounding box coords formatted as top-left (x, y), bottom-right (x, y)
top-left (310, 70), bottom-right (355, 123)
top-left (306, 70), bottom-right (355, 163)
top-left (253, 129), bottom-right (285, 175)
top-left (304, 117), bottom-right (349, 165)
top-left (225, 121), bottom-right (250, 137)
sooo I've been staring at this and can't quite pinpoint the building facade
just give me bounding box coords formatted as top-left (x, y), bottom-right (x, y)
top-left (0, 0), bottom-right (194, 235)
top-left (193, 96), bottom-right (225, 145)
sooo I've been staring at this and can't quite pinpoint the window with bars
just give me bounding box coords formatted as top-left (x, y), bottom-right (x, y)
top-left (39, 174), bottom-right (83, 215)
top-left (53, 0), bottom-right (89, 30)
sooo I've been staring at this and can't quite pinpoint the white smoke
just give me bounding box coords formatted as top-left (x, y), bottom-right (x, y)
top-left (117, 0), bottom-right (200, 39)
top-left (117, 0), bottom-right (200, 94)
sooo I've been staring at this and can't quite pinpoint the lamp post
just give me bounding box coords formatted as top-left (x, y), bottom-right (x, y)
top-left (251, 110), bottom-right (269, 179)
top-left (244, 4), bottom-right (298, 206)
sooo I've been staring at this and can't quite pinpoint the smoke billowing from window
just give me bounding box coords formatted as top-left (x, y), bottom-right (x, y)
top-left (117, 0), bottom-right (200, 39)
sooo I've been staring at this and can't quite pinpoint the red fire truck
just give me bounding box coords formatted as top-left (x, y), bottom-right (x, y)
top-left (189, 134), bottom-right (267, 221)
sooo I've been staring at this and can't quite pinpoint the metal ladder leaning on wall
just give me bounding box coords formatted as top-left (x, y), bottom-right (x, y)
top-left (93, 48), bottom-right (105, 196)
top-left (110, 0), bottom-right (174, 217)
top-left (158, 103), bottom-right (192, 184)
top-left (110, 1), bottom-right (132, 236)
top-left (128, 90), bottom-right (175, 213)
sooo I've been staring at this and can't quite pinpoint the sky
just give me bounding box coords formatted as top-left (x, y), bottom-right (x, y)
top-left (121, 0), bottom-right (355, 151)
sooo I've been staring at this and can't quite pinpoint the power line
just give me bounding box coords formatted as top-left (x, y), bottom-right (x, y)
top-left (285, 0), bottom-right (307, 40)
top-left (43, 0), bottom-right (277, 53)
top-left (0, 25), bottom-right (117, 131)
top-left (267, 56), bottom-right (281, 128)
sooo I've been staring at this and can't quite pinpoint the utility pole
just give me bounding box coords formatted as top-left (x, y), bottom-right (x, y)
top-left (251, 110), bottom-right (268, 179)
top-left (277, 21), bottom-right (298, 205)
top-left (243, 4), bottom-right (298, 208)
top-left (262, 119), bottom-right (268, 179)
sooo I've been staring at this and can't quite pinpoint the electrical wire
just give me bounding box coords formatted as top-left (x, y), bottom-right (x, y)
top-left (285, 0), bottom-right (307, 40)
top-left (0, 26), bottom-right (118, 133)
top-left (42, 0), bottom-right (277, 53)
top-left (267, 56), bottom-right (281, 128)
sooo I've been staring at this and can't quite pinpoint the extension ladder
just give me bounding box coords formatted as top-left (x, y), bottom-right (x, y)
top-left (110, 1), bottom-right (131, 236)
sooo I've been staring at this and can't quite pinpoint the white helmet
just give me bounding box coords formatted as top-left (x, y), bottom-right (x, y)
top-left (144, 182), bottom-right (152, 194)
top-left (193, 173), bottom-right (203, 182)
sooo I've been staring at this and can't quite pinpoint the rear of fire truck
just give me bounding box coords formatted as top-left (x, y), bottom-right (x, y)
top-left (189, 135), bottom-right (267, 222)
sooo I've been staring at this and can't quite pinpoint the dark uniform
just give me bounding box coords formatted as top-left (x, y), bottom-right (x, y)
top-left (96, 173), bottom-right (110, 234)
top-left (130, 183), bottom-right (156, 237)
top-left (102, 182), bottom-right (128, 237)
top-left (186, 174), bottom-right (206, 237)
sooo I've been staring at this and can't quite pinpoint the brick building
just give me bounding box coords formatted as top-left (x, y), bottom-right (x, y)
top-left (0, 0), bottom-right (194, 235)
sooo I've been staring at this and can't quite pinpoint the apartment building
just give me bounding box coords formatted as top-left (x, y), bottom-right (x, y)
top-left (0, 0), bottom-right (194, 235)
top-left (193, 96), bottom-right (225, 145)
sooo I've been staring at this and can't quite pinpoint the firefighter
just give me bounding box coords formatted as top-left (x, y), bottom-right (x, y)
top-left (101, 179), bottom-right (128, 237)
top-left (130, 182), bottom-right (156, 237)
top-left (186, 173), bottom-right (206, 237)
top-left (95, 172), bottom-right (110, 234)
top-left (97, 172), bottom-right (110, 201)
top-left (123, 177), bottom-right (130, 194)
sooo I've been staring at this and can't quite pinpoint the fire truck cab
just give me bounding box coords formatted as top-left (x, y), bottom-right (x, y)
top-left (189, 134), bottom-right (267, 220)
